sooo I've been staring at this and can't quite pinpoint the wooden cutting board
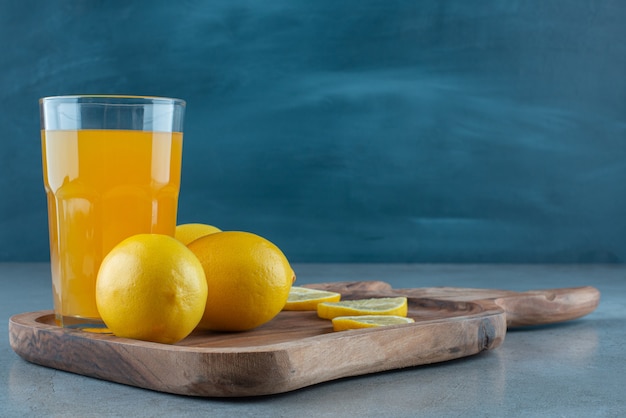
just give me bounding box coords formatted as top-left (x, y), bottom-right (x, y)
top-left (9, 281), bottom-right (599, 397)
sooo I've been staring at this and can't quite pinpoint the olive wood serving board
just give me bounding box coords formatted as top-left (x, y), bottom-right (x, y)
top-left (9, 281), bottom-right (599, 397)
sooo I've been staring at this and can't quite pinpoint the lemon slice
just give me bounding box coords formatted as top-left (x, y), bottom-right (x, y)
top-left (283, 286), bottom-right (342, 311)
top-left (332, 315), bottom-right (415, 331)
top-left (317, 297), bottom-right (408, 319)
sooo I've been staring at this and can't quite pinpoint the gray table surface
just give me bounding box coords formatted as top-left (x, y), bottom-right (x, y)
top-left (1, 262), bottom-right (624, 417)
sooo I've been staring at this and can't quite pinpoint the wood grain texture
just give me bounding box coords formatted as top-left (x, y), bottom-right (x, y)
top-left (9, 282), bottom-right (599, 397)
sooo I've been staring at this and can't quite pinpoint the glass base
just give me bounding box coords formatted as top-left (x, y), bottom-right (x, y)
top-left (55, 314), bottom-right (107, 330)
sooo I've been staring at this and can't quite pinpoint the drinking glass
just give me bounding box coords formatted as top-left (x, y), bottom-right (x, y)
top-left (40, 95), bottom-right (185, 328)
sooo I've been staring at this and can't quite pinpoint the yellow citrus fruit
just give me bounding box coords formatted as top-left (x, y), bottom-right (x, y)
top-left (317, 297), bottom-right (408, 320)
top-left (187, 231), bottom-right (296, 331)
top-left (175, 223), bottom-right (221, 245)
top-left (332, 315), bottom-right (415, 331)
top-left (95, 234), bottom-right (208, 344)
top-left (283, 286), bottom-right (341, 311)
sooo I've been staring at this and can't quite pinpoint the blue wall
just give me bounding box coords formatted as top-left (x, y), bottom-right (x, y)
top-left (1, 1), bottom-right (625, 263)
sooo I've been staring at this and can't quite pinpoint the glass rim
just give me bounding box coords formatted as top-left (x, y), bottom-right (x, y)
top-left (39, 95), bottom-right (186, 106)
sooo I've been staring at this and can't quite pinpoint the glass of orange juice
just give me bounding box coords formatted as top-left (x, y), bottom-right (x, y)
top-left (39, 95), bottom-right (185, 329)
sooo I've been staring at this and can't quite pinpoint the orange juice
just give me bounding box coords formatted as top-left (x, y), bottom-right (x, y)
top-left (41, 129), bottom-right (183, 327)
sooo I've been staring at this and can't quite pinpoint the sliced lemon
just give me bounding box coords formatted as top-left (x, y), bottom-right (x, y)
top-left (317, 297), bottom-right (408, 319)
top-left (332, 315), bottom-right (415, 331)
top-left (283, 286), bottom-right (341, 311)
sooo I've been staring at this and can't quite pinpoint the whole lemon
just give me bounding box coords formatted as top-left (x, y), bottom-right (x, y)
top-left (95, 234), bottom-right (208, 344)
top-left (175, 223), bottom-right (221, 245)
top-left (187, 231), bottom-right (296, 331)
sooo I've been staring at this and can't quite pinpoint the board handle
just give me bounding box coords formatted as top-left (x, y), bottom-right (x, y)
top-left (496, 286), bottom-right (600, 327)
